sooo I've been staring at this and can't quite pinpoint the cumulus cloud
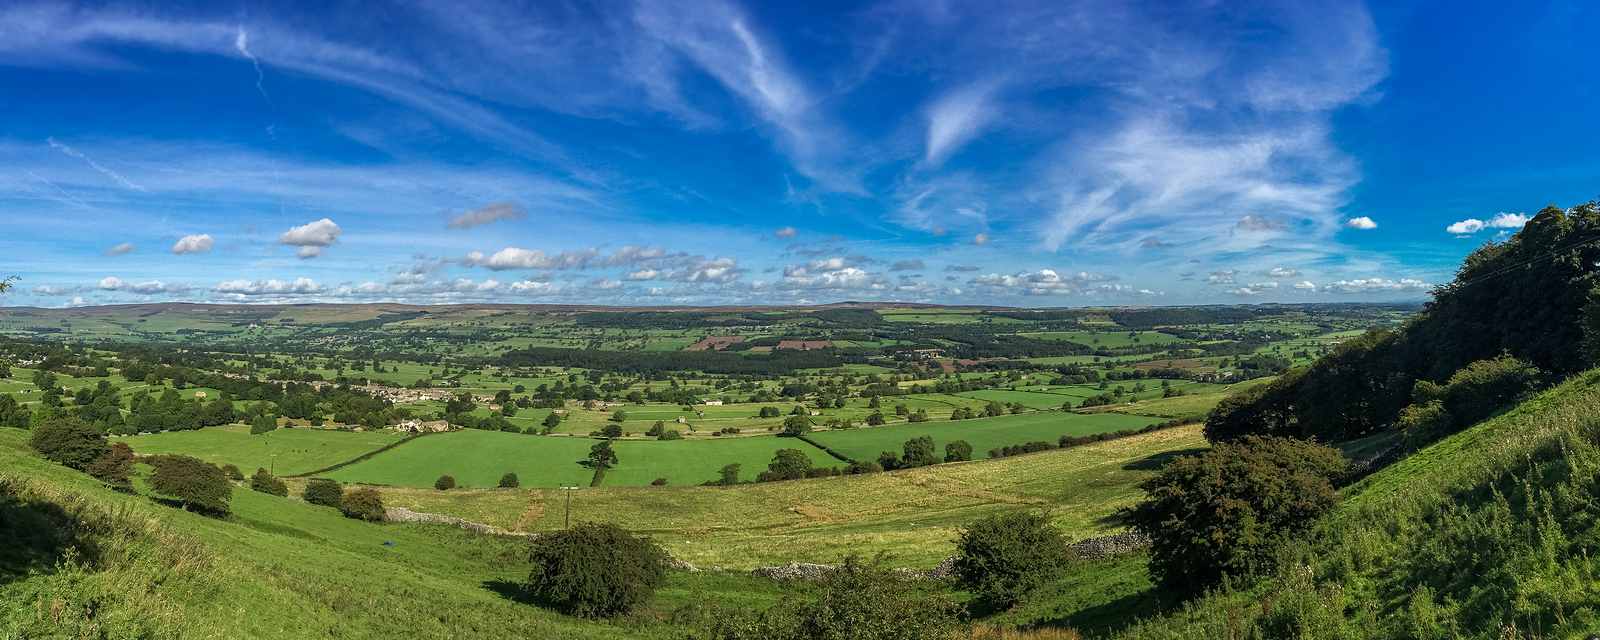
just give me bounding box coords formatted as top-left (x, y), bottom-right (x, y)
top-left (1294, 281), bottom-right (1317, 291)
top-left (1344, 216), bottom-right (1377, 229)
top-left (1205, 268), bottom-right (1238, 285)
top-left (278, 218), bottom-right (343, 259)
top-left (776, 267), bottom-right (889, 291)
top-left (98, 277), bottom-right (195, 295)
top-left (460, 247), bottom-right (599, 271)
top-left (101, 242), bottom-right (136, 256)
top-left (445, 202), bottom-right (526, 229)
top-left (1323, 278), bottom-right (1432, 294)
top-left (775, 227), bottom-right (797, 239)
top-left (889, 259), bottom-right (925, 271)
top-left (1253, 267), bottom-right (1302, 278)
top-left (171, 234), bottom-right (214, 254)
top-left (1236, 215), bottom-right (1287, 232)
top-left (1226, 282), bottom-right (1279, 295)
top-left (660, 256), bottom-right (745, 283)
top-left (967, 269), bottom-right (1118, 295)
top-left (212, 277), bottom-right (326, 296)
top-left (33, 285), bottom-right (84, 296)
top-left (1447, 212), bottom-right (1530, 235)
top-left (973, 233), bottom-right (990, 245)
top-left (602, 246), bottom-right (670, 267)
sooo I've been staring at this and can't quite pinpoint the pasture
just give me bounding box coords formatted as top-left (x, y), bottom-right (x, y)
top-left (808, 410), bottom-right (1164, 461)
top-left (119, 424), bottom-right (408, 475)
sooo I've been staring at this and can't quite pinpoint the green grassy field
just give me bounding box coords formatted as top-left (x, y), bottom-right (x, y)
top-left (119, 424), bottom-right (409, 475)
top-left (321, 429), bottom-right (837, 488)
top-left (809, 410), bottom-right (1164, 461)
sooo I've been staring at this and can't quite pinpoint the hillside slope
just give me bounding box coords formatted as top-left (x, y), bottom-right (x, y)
top-left (1116, 368), bottom-right (1600, 639)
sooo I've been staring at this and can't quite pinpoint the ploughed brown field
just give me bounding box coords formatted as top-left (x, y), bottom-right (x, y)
top-left (684, 335), bottom-right (748, 351)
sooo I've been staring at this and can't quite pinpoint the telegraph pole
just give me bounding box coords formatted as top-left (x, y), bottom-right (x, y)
top-left (270, 454), bottom-right (277, 475)
top-left (560, 485), bottom-right (580, 529)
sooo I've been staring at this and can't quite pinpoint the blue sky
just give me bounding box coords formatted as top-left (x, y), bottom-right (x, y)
top-left (2, 0), bottom-right (1596, 308)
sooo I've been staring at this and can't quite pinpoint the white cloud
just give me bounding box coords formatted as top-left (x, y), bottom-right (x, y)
top-left (1205, 268), bottom-right (1238, 285)
top-left (926, 81), bottom-right (999, 164)
top-left (1323, 278), bottom-right (1431, 294)
top-left (622, 269), bottom-right (662, 281)
top-left (966, 269), bottom-right (1118, 295)
top-left (446, 202), bottom-right (525, 229)
top-left (277, 218), bottom-right (342, 259)
top-left (212, 277), bottom-right (326, 296)
top-left (889, 260), bottom-right (925, 272)
top-left (101, 242), bottom-right (136, 256)
top-left (1344, 216), bottom-right (1377, 229)
top-left (1253, 267), bottom-right (1302, 278)
top-left (460, 247), bottom-right (599, 271)
top-left (1236, 215), bottom-right (1287, 232)
top-left (602, 246), bottom-right (670, 267)
top-left (1293, 281), bottom-right (1317, 291)
top-left (33, 285), bottom-right (83, 296)
top-left (973, 233), bottom-right (990, 245)
top-left (171, 234), bottom-right (214, 254)
top-left (99, 277), bottom-right (194, 295)
top-left (1447, 213), bottom-right (1530, 235)
top-left (775, 226), bottom-right (798, 239)
top-left (1226, 282), bottom-right (1279, 295)
top-left (776, 266), bottom-right (888, 291)
top-left (661, 256), bottom-right (745, 284)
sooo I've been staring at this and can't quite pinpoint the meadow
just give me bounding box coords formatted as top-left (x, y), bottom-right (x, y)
top-left (807, 410), bottom-right (1163, 462)
top-left (117, 423), bottom-right (409, 475)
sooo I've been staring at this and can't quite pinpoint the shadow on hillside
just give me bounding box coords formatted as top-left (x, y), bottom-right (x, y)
top-left (484, 578), bottom-right (551, 608)
top-left (1045, 588), bottom-right (1169, 639)
top-left (1121, 448), bottom-right (1207, 472)
top-left (0, 492), bottom-right (91, 585)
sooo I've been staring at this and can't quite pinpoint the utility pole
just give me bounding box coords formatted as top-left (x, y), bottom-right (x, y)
top-left (270, 454), bottom-right (277, 475)
top-left (560, 485), bottom-right (580, 529)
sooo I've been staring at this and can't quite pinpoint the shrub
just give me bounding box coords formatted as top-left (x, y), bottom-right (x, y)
top-left (147, 454), bottom-right (233, 514)
top-left (658, 429), bottom-right (684, 440)
top-left (956, 510), bottom-right (1074, 609)
top-left (1125, 435), bottom-right (1347, 596)
top-left (249, 414), bottom-right (277, 435)
top-left (251, 469), bottom-right (288, 497)
top-left (844, 460), bottom-right (883, 474)
top-left (646, 421), bottom-right (666, 436)
top-left (524, 521), bottom-right (668, 618)
top-left (500, 472), bottom-right (520, 488)
top-left (692, 553), bottom-right (963, 640)
top-left (781, 415), bottom-right (812, 436)
top-left (220, 463), bottom-right (244, 481)
top-left (601, 423), bottom-right (623, 438)
top-left (86, 442), bottom-right (137, 490)
top-left (714, 463), bottom-right (741, 486)
top-left (304, 478), bottom-right (344, 508)
top-left (610, 409), bottom-right (627, 423)
top-left (28, 416), bottom-right (109, 470)
top-left (340, 487), bottom-right (386, 522)
top-left (876, 450), bottom-right (899, 470)
top-left (865, 411), bottom-right (886, 426)
top-left (651, 477), bottom-right (668, 486)
top-left (435, 475), bottom-right (457, 491)
top-left (945, 440), bottom-right (972, 462)
top-left (760, 448), bottom-right (813, 482)
top-left (902, 435), bottom-right (937, 467)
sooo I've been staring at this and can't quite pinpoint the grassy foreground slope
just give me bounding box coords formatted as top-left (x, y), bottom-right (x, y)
top-left (0, 427), bottom-right (795, 640)
top-left (1117, 368), bottom-right (1600, 639)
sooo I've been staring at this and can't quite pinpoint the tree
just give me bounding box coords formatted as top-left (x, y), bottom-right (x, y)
top-left (694, 554), bottom-right (963, 640)
top-left (500, 472), bottom-right (520, 488)
top-left (543, 412), bottom-right (564, 430)
top-left (601, 423), bottom-right (623, 438)
top-left (147, 454), bottom-right (232, 513)
top-left (657, 429), bottom-right (684, 441)
top-left (646, 420), bottom-right (666, 436)
top-left (524, 521), bottom-right (669, 618)
top-left (28, 416), bottom-right (109, 470)
top-left (759, 406), bottom-right (781, 418)
top-left (865, 411), bottom-right (886, 426)
top-left (902, 435), bottom-right (937, 468)
top-left (894, 403), bottom-right (909, 416)
top-left (781, 415), bottom-right (812, 436)
top-left (956, 510), bottom-right (1074, 609)
top-left (944, 440), bottom-right (972, 463)
top-left (435, 475), bottom-right (457, 491)
top-left (340, 487), bottom-right (386, 522)
top-left (220, 463), bottom-right (244, 481)
top-left (868, 397), bottom-right (881, 409)
top-left (610, 409), bottom-right (627, 423)
top-left (1125, 435), bottom-right (1348, 596)
top-left (588, 440), bottom-right (618, 469)
top-left (876, 450), bottom-right (899, 471)
top-left (983, 401), bottom-right (1005, 417)
top-left (251, 469), bottom-right (288, 497)
top-left (303, 478), bottom-right (344, 509)
top-left (716, 463), bottom-right (741, 485)
top-left (765, 448), bottom-right (813, 481)
top-left (86, 442), bottom-right (137, 490)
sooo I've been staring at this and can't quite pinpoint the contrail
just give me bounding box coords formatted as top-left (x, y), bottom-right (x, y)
top-left (27, 170), bottom-right (94, 208)
top-left (236, 27), bottom-right (273, 104)
top-left (46, 137), bottom-right (146, 191)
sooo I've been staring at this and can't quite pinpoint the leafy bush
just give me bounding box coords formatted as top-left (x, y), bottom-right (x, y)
top-left (865, 411), bottom-right (886, 426)
top-left (220, 464), bottom-right (243, 481)
top-left (303, 478), bottom-right (344, 508)
top-left (250, 469), bottom-right (288, 497)
top-left (147, 454), bottom-right (232, 514)
top-left (944, 440), bottom-right (972, 462)
top-left (249, 414), bottom-right (277, 435)
top-left (86, 442), bottom-right (137, 490)
top-left (781, 415), bottom-right (812, 436)
top-left (956, 510), bottom-right (1074, 609)
top-left (1400, 355), bottom-right (1543, 449)
top-left (601, 423), bottom-right (623, 438)
top-left (647, 421), bottom-right (666, 436)
top-left (1125, 435), bottom-right (1347, 596)
top-left (340, 487), bottom-right (386, 522)
top-left (435, 475), bottom-right (456, 491)
top-left (28, 416), bottom-right (109, 470)
top-left (524, 521), bottom-right (668, 618)
top-left (901, 435), bottom-right (937, 467)
top-left (500, 472), bottom-right (520, 488)
top-left (758, 448), bottom-right (813, 482)
top-left (651, 478), bottom-right (667, 486)
top-left (657, 429), bottom-right (684, 440)
top-left (690, 554), bottom-right (963, 640)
